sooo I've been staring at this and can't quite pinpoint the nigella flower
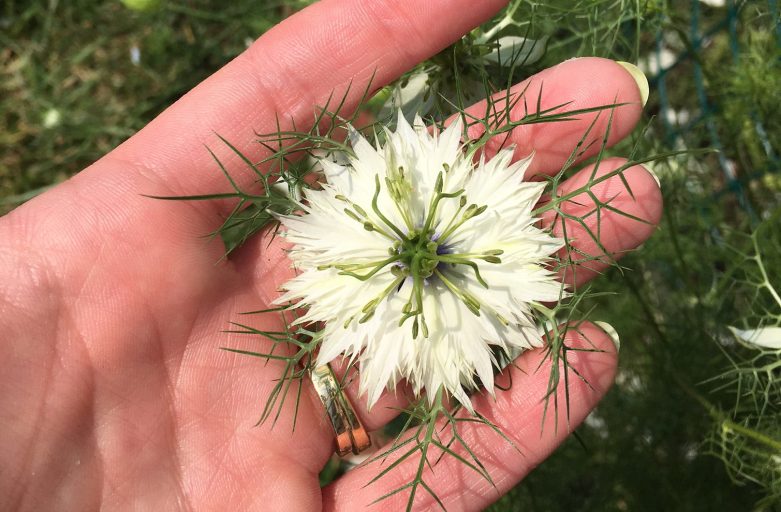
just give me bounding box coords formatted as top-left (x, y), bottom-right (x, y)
top-left (277, 113), bottom-right (563, 411)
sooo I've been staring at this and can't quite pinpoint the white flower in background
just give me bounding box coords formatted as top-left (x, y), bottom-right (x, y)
top-left (729, 326), bottom-right (781, 350)
top-left (379, 71), bottom-right (436, 122)
top-left (129, 45), bottom-right (141, 66)
top-left (482, 35), bottom-right (548, 66)
top-left (378, 19), bottom-right (546, 121)
top-left (277, 113), bottom-right (563, 410)
top-left (42, 108), bottom-right (61, 129)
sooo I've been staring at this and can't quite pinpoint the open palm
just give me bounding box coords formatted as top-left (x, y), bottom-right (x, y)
top-left (0, 1), bottom-right (661, 510)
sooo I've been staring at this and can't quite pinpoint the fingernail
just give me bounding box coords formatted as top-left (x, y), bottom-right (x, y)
top-left (595, 321), bottom-right (621, 353)
top-left (643, 163), bottom-right (661, 187)
top-left (616, 61), bottom-right (649, 107)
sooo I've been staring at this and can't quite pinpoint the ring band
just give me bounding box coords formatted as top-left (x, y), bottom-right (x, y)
top-left (311, 364), bottom-right (371, 456)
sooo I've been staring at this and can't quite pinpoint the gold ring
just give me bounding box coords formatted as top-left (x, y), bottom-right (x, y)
top-left (311, 364), bottom-right (371, 456)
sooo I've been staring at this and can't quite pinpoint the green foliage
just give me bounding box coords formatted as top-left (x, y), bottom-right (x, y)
top-left (489, 1), bottom-right (781, 510)
top-left (706, 214), bottom-right (781, 507)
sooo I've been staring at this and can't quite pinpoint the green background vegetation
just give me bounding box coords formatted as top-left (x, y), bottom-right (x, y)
top-left (2, 0), bottom-right (780, 510)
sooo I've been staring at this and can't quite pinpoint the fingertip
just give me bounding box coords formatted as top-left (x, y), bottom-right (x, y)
top-left (616, 61), bottom-right (650, 107)
top-left (593, 158), bottom-right (664, 230)
top-left (632, 162), bottom-right (664, 226)
top-left (552, 57), bottom-right (647, 112)
top-left (595, 320), bottom-right (621, 352)
top-left (550, 58), bottom-right (646, 149)
top-left (567, 321), bottom-right (619, 396)
top-left (605, 159), bottom-right (664, 235)
top-left (471, 57), bottom-right (648, 175)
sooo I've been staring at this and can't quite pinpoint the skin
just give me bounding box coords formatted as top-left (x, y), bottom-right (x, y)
top-left (0, 0), bottom-right (662, 510)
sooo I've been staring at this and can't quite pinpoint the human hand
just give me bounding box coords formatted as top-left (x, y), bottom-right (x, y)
top-left (0, 0), bottom-right (661, 510)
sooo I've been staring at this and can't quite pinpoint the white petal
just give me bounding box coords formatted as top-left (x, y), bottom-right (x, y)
top-left (484, 36), bottom-right (548, 66)
top-left (729, 326), bottom-right (781, 349)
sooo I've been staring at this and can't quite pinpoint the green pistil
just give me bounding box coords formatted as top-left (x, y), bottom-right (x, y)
top-left (333, 173), bottom-right (503, 338)
top-left (396, 230), bottom-right (442, 336)
top-left (385, 166), bottom-right (414, 231)
top-left (434, 254), bottom-right (489, 288)
top-left (372, 175), bottom-right (407, 240)
top-left (438, 195), bottom-right (468, 240)
top-left (421, 171), bottom-right (465, 236)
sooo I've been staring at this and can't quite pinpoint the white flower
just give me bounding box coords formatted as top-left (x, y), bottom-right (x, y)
top-left (277, 113), bottom-right (563, 411)
top-left (483, 36), bottom-right (548, 66)
top-left (729, 326), bottom-right (781, 350)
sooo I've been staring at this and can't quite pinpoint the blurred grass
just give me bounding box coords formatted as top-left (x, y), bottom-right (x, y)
top-left (0, 0), bottom-right (309, 211)
top-left (3, 0), bottom-right (781, 510)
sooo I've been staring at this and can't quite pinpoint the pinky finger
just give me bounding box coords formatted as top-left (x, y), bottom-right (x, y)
top-left (322, 322), bottom-right (619, 512)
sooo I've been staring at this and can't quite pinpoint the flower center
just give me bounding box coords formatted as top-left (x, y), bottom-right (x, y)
top-left (397, 231), bottom-right (441, 280)
top-left (327, 170), bottom-right (505, 338)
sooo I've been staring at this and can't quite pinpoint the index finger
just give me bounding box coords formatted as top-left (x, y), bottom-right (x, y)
top-left (100, 0), bottom-right (509, 199)
top-left (6, 0), bottom-right (509, 261)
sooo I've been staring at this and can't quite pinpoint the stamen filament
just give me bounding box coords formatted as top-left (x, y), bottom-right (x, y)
top-left (434, 268), bottom-right (481, 316)
top-left (385, 175), bottom-right (415, 232)
top-left (337, 255), bottom-right (402, 280)
top-left (438, 202), bottom-right (488, 242)
top-left (438, 196), bottom-right (467, 243)
top-left (358, 273), bottom-right (407, 324)
top-left (341, 203), bottom-right (396, 241)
